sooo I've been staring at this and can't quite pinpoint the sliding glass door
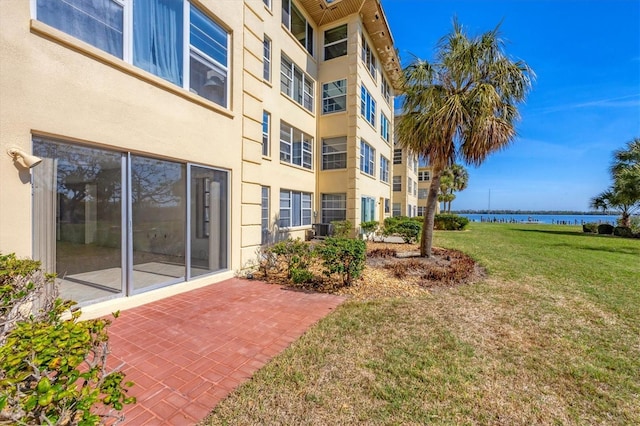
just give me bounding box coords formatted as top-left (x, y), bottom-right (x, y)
top-left (33, 137), bottom-right (229, 305)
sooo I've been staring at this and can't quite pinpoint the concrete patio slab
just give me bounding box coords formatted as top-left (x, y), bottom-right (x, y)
top-left (107, 278), bottom-right (346, 425)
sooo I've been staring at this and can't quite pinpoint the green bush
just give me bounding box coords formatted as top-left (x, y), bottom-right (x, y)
top-left (629, 216), bottom-right (640, 234)
top-left (360, 220), bottom-right (379, 240)
top-left (395, 221), bottom-right (422, 243)
top-left (290, 268), bottom-right (314, 284)
top-left (613, 226), bottom-right (633, 238)
top-left (267, 238), bottom-right (313, 279)
top-left (582, 223), bottom-right (598, 233)
top-left (331, 220), bottom-right (353, 238)
top-left (316, 237), bottom-right (366, 286)
top-left (433, 214), bottom-right (470, 231)
top-left (0, 253), bottom-right (135, 425)
top-left (597, 223), bottom-right (614, 235)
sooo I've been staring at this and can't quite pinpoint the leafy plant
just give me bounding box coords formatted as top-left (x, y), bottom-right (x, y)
top-left (360, 221), bottom-right (379, 241)
top-left (290, 268), bottom-right (314, 284)
top-left (267, 239), bottom-right (313, 279)
top-left (582, 222), bottom-right (598, 233)
top-left (597, 224), bottom-right (614, 235)
top-left (613, 226), bottom-right (633, 238)
top-left (331, 220), bottom-right (353, 239)
top-left (0, 253), bottom-right (135, 425)
top-left (317, 238), bottom-right (366, 286)
top-left (433, 214), bottom-right (470, 231)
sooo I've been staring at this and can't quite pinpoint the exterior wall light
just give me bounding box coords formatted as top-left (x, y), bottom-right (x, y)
top-left (7, 147), bottom-right (42, 169)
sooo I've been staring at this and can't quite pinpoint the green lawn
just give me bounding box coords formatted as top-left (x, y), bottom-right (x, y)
top-left (202, 223), bottom-right (640, 425)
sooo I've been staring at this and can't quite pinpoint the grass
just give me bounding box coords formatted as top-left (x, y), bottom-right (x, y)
top-left (202, 223), bottom-right (640, 425)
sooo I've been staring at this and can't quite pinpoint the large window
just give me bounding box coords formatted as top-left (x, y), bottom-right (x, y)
top-left (280, 122), bottom-right (313, 169)
top-left (361, 33), bottom-right (377, 79)
top-left (262, 111), bottom-right (270, 156)
top-left (361, 197), bottom-right (375, 223)
top-left (418, 170), bottom-right (431, 181)
top-left (322, 80), bottom-right (347, 114)
top-left (381, 76), bottom-right (391, 103)
top-left (380, 155), bottom-right (389, 183)
top-left (393, 175), bottom-right (401, 192)
top-left (324, 24), bottom-right (347, 60)
top-left (263, 36), bottom-right (271, 81)
top-left (281, 55), bottom-right (314, 112)
top-left (418, 188), bottom-right (428, 199)
top-left (322, 137), bottom-right (347, 170)
top-left (381, 113), bottom-right (390, 142)
top-left (393, 148), bottom-right (402, 164)
top-left (282, 0), bottom-right (313, 55)
top-left (360, 86), bottom-right (376, 127)
top-left (32, 137), bottom-right (229, 305)
top-left (279, 190), bottom-right (312, 228)
top-left (360, 140), bottom-right (375, 176)
top-left (408, 178), bottom-right (413, 196)
top-left (261, 187), bottom-right (270, 244)
top-left (392, 203), bottom-right (401, 217)
top-left (321, 193), bottom-right (346, 224)
top-left (36, 0), bottom-right (230, 108)
top-left (418, 206), bottom-right (426, 216)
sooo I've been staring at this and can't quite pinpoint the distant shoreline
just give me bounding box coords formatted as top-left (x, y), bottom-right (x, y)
top-left (452, 210), bottom-right (619, 216)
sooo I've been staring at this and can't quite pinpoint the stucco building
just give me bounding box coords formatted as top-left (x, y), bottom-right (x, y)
top-left (0, 0), bottom-right (405, 314)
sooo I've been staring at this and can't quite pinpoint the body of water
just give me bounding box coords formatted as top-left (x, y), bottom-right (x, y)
top-left (459, 214), bottom-right (618, 225)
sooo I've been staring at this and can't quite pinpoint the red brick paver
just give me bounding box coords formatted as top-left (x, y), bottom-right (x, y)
top-left (107, 278), bottom-right (345, 425)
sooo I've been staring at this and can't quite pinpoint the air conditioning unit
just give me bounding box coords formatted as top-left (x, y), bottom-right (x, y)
top-left (313, 223), bottom-right (333, 238)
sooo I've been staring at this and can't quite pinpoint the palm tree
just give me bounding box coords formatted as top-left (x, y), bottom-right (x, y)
top-left (591, 138), bottom-right (640, 227)
top-left (439, 164), bottom-right (469, 213)
top-left (396, 20), bottom-right (533, 256)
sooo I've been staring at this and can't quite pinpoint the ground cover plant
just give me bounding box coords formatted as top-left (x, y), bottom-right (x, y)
top-left (203, 223), bottom-right (639, 425)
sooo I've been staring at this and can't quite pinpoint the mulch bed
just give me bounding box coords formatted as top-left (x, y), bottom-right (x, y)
top-left (249, 241), bottom-right (484, 301)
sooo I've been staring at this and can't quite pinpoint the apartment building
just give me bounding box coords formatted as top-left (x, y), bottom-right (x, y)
top-left (0, 0), bottom-right (401, 312)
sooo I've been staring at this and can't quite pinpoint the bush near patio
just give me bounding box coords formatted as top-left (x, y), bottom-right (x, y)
top-left (0, 253), bottom-right (135, 425)
top-left (382, 217), bottom-right (423, 243)
top-left (316, 237), bottom-right (366, 286)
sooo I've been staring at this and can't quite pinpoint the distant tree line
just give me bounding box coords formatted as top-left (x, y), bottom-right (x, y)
top-left (453, 210), bottom-right (619, 216)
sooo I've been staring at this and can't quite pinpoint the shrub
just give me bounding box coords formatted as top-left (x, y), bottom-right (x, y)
top-left (0, 253), bottom-right (134, 425)
top-left (360, 221), bottom-right (379, 240)
top-left (433, 214), bottom-right (470, 231)
top-left (290, 268), bottom-right (314, 284)
top-left (629, 216), bottom-right (640, 234)
top-left (267, 238), bottom-right (313, 278)
top-left (597, 223), bottom-right (614, 235)
top-left (331, 220), bottom-right (353, 238)
top-left (582, 223), bottom-right (598, 233)
top-left (395, 221), bottom-right (422, 243)
top-left (317, 238), bottom-right (366, 286)
top-left (613, 226), bottom-right (633, 238)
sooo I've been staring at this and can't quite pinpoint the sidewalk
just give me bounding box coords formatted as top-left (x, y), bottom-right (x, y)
top-left (107, 278), bottom-right (346, 425)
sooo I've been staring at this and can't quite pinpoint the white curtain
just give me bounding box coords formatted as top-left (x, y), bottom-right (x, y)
top-left (133, 0), bottom-right (183, 85)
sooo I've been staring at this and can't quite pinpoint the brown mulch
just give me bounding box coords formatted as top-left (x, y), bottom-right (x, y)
top-left (250, 241), bottom-right (484, 301)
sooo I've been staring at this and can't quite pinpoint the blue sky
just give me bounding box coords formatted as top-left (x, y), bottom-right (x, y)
top-left (382, 0), bottom-right (640, 211)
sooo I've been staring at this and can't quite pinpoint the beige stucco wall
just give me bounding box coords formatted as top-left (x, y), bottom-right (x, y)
top-left (0, 0), bottom-right (244, 267)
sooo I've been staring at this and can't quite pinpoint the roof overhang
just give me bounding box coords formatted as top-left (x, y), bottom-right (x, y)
top-left (298, 0), bottom-right (403, 90)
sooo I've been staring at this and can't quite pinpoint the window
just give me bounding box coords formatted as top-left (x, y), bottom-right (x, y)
top-left (280, 122), bottom-right (313, 169)
top-left (418, 206), bottom-right (426, 216)
top-left (361, 197), bottom-right (376, 222)
top-left (324, 24), bottom-right (347, 60)
top-left (37, 0), bottom-right (230, 108)
top-left (418, 188), bottom-right (428, 199)
top-left (380, 155), bottom-right (389, 183)
top-left (322, 80), bottom-right (347, 114)
top-left (280, 190), bottom-right (312, 227)
top-left (263, 37), bottom-right (271, 81)
top-left (381, 76), bottom-right (391, 103)
top-left (418, 170), bottom-right (431, 181)
top-left (392, 203), bottom-right (401, 217)
top-left (361, 33), bottom-right (377, 79)
top-left (263, 0), bottom-right (271, 9)
top-left (261, 187), bottom-right (270, 244)
top-left (381, 114), bottom-right (390, 142)
top-left (384, 198), bottom-right (390, 214)
top-left (322, 193), bottom-right (346, 223)
top-left (408, 178), bottom-right (413, 195)
top-left (281, 55), bottom-right (314, 112)
top-left (393, 149), bottom-right (402, 164)
top-left (393, 175), bottom-right (401, 192)
top-left (360, 86), bottom-right (376, 126)
top-left (360, 140), bottom-right (375, 176)
top-left (262, 111), bottom-right (270, 156)
top-left (322, 137), bottom-right (347, 170)
top-left (282, 0), bottom-right (313, 55)
top-left (413, 156), bottom-right (418, 173)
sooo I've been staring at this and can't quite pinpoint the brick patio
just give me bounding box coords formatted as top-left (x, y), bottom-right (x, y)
top-left (106, 278), bottom-right (346, 425)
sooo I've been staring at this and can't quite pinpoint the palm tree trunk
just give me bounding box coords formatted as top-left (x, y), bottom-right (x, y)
top-left (420, 168), bottom-right (442, 257)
